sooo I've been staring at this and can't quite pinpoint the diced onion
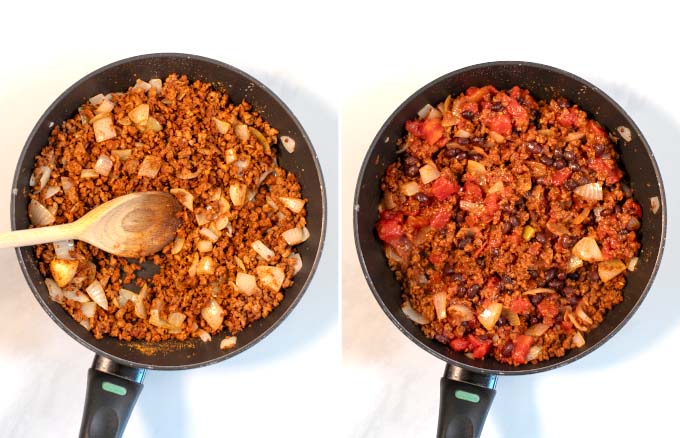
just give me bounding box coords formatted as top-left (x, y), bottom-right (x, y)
top-left (197, 256), bottom-right (216, 276)
top-left (45, 278), bottom-right (64, 303)
top-left (574, 183), bottom-right (603, 201)
top-left (171, 188), bottom-right (194, 211)
top-left (478, 302), bottom-right (503, 331)
top-left (212, 117), bottom-right (231, 134)
top-left (565, 132), bottom-right (585, 142)
top-left (29, 200), bottom-right (55, 226)
top-left (199, 227), bottom-right (219, 243)
top-left (546, 221), bottom-right (569, 236)
top-left (236, 272), bottom-right (259, 295)
top-left (146, 116), bottom-right (162, 132)
top-left (229, 183), bottom-right (248, 206)
top-left (234, 123), bottom-right (249, 141)
top-left (196, 329), bottom-right (212, 342)
top-left (466, 160), bottom-right (486, 177)
top-left (44, 186), bottom-right (60, 199)
top-left (433, 292), bottom-right (447, 320)
top-left (489, 131), bottom-right (506, 143)
top-left (195, 210), bottom-right (210, 226)
top-left (628, 257), bottom-right (639, 272)
top-left (572, 237), bottom-right (603, 262)
top-left (401, 300), bottom-right (431, 324)
top-left (149, 78), bottom-right (162, 94)
top-left (454, 129), bottom-right (472, 138)
top-left (118, 288), bottom-right (137, 308)
top-left (400, 181), bottom-right (421, 196)
top-left (80, 169), bottom-right (99, 179)
top-left (459, 200), bottom-right (483, 212)
top-left (650, 196), bottom-right (660, 214)
top-left (37, 166), bottom-right (51, 191)
top-left (252, 240), bottom-right (275, 261)
top-left (281, 135), bottom-right (295, 153)
top-left (80, 320), bottom-right (91, 330)
top-left (448, 304), bottom-right (474, 323)
top-left (64, 289), bottom-right (90, 303)
top-left (53, 240), bottom-right (75, 260)
top-left (134, 285), bottom-right (148, 319)
top-left (134, 79), bottom-right (151, 92)
top-left (249, 127), bottom-right (269, 147)
top-left (61, 176), bottom-right (74, 192)
top-left (523, 288), bottom-right (556, 296)
top-left (201, 298), bottom-right (225, 330)
top-left (525, 323), bottom-right (550, 337)
top-left (502, 308), bottom-right (521, 326)
top-left (572, 332), bottom-right (586, 348)
top-left (85, 280), bottom-right (108, 310)
top-left (417, 104), bottom-right (435, 119)
top-left (575, 303), bottom-right (594, 326)
top-left (197, 240), bottom-right (213, 253)
top-left (290, 253), bottom-right (303, 275)
top-left (94, 155), bottom-right (113, 176)
top-left (282, 227), bottom-right (310, 245)
top-left (566, 312), bottom-right (589, 332)
top-left (419, 163), bottom-right (440, 184)
top-left (279, 197), bottom-right (306, 214)
top-left (149, 309), bottom-right (173, 329)
top-left (565, 255), bottom-right (584, 273)
top-left (95, 99), bottom-right (114, 114)
top-left (256, 266), bottom-right (285, 292)
top-left (112, 149), bottom-right (132, 161)
top-left (171, 236), bottom-right (185, 255)
top-left (138, 155), bottom-right (162, 178)
top-left (89, 94), bottom-right (106, 105)
top-left (214, 215), bottom-right (231, 232)
top-left (81, 301), bottom-right (97, 318)
top-left (167, 312), bottom-right (186, 329)
top-left (598, 259), bottom-right (627, 283)
top-left (487, 181), bottom-right (504, 194)
top-left (129, 103), bottom-right (149, 125)
top-left (234, 159), bottom-right (249, 173)
top-left (50, 258), bottom-right (79, 287)
top-left (92, 115), bottom-right (117, 142)
top-left (225, 148), bottom-right (237, 164)
top-left (526, 345), bottom-right (542, 362)
top-left (188, 253), bottom-right (199, 277)
top-left (220, 336), bottom-right (237, 350)
top-left (385, 245), bottom-right (403, 264)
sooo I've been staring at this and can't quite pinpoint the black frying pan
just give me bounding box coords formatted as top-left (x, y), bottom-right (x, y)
top-left (11, 53), bottom-right (326, 438)
top-left (354, 61), bottom-right (665, 438)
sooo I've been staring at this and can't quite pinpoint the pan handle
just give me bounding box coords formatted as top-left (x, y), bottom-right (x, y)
top-left (79, 355), bottom-right (146, 438)
top-left (437, 364), bottom-right (497, 438)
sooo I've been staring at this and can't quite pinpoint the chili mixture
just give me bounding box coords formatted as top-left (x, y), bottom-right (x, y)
top-left (29, 74), bottom-right (309, 348)
top-left (377, 85), bottom-right (642, 365)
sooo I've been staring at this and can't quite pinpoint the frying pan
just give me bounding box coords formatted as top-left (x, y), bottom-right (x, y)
top-left (11, 53), bottom-right (326, 438)
top-left (354, 61), bottom-right (665, 438)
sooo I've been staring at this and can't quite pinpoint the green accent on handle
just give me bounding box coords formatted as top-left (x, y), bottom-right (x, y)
top-left (454, 389), bottom-right (480, 403)
top-left (102, 381), bottom-right (127, 396)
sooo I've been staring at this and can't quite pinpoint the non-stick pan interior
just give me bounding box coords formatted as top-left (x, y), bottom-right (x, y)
top-left (355, 61), bottom-right (665, 375)
top-left (12, 53), bottom-right (326, 369)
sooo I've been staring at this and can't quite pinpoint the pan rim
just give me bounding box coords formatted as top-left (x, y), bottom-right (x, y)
top-left (11, 52), bottom-right (328, 370)
top-left (353, 60), bottom-right (667, 376)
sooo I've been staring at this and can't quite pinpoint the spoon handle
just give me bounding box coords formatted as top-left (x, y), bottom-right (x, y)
top-left (0, 223), bottom-right (80, 249)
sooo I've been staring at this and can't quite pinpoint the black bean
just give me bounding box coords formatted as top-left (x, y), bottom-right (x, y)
top-left (600, 208), bottom-right (613, 217)
top-left (496, 316), bottom-right (507, 326)
top-left (548, 279), bottom-right (564, 290)
top-left (435, 334), bottom-right (449, 344)
top-left (567, 296), bottom-right (580, 306)
top-left (501, 341), bottom-right (514, 357)
top-left (490, 247), bottom-right (500, 257)
top-left (456, 211), bottom-right (466, 223)
top-left (471, 136), bottom-right (485, 146)
top-left (594, 144), bottom-right (605, 157)
top-left (515, 199), bottom-right (525, 210)
top-left (567, 272), bottom-right (580, 280)
top-left (539, 155), bottom-right (554, 166)
top-left (456, 137), bottom-right (470, 145)
top-left (535, 232), bottom-right (547, 244)
top-left (528, 269), bottom-right (538, 278)
top-left (455, 151), bottom-right (468, 161)
top-left (501, 221), bottom-right (512, 234)
top-left (404, 155), bottom-right (419, 167)
top-left (530, 316), bottom-right (539, 325)
top-left (451, 273), bottom-right (464, 282)
top-left (443, 263), bottom-right (455, 276)
top-left (557, 272), bottom-right (567, 280)
top-left (557, 98), bottom-right (570, 109)
top-left (619, 229), bottom-right (630, 236)
top-left (405, 165), bottom-right (419, 177)
top-left (491, 102), bottom-right (504, 112)
top-left (553, 148), bottom-right (564, 160)
top-left (468, 284), bottom-right (481, 296)
top-left (443, 148), bottom-right (458, 158)
top-left (458, 236), bottom-right (472, 249)
top-left (555, 312), bottom-right (564, 323)
top-left (565, 180), bottom-right (578, 190)
top-left (509, 216), bottom-right (520, 227)
top-left (526, 141), bottom-right (543, 154)
top-left (462, 110), bottom-right (475, 120)
top-left (544, 268), bottom-right (557, 281)
top-left (561, 236), bottom-right (578, 249)
top-left (469, 152), bottom-right (483, 162)
top-left (414, 192), bottom-right (430, 203)
top-left (562, 287), bottom-right (576, 297)
top-left (537, 279), bottom-right (548, 287)
top-left (530, 294), bottom-right (544, 305)
top-left (568, 162), bottom-right (581, 172)
top-left (457, 286), bottom-right (467, 298)
top-left (467, 289), bottom-right (479, 299)
top-left (476, 258), bottom-right (485, 267)
top-left (553, 159), bottom-right (566, 170)
top-left (614, 205), bottom-right (622, 214)
top-left (535, 177), bottom-right (546, 186)
top-left (564, 150), bottom-right (576, 162)
top-left (503, 275), bottom-right (513, 284)
top-left (589, 270), bottom-right (600, 282)
top-left (577, 175), bottom-right (589, 185)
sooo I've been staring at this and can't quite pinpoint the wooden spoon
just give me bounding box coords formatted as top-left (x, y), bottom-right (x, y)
top-left (0, 192), bottom-right (182, 258)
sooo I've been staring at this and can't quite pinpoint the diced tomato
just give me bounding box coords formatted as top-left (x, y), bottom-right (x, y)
top-left (405, 120), bottom-right (424, 137)
top-left (429, 252), bottom-right (446, 265)
top-left (460, 101), bottom-right (479, 115)
top-left (537, 298), bottom-right (560, 320)
top-left (512, 335), bottom-right (534, 364)
top-left (588, 158), bottom-right (623, 185)
top-left (484, 112), bottom-right (512, 136)
top-left (561, 320), bottom-right (573, 331)
top-left (449, 338), bottom-right (469, 352)
top-left (422, 118), bottom-right (444, 145)
top-left (376, 218), bottom-right (403, 243)
top-left (623, 198), bottom-right (642, 217)
top-left (508, 86), bottom-right (521, 99)
top-left (606, 168), bottom-right (624, 185)
top-left (587, 120), bottom-right (607, 138)
top-left (432, 176), bottom-right (458, 200)
top-left (557, 109), bottom-right (577, 127)
top-left (380, 210), bottom-right (402, 221)
top-left (463, 181), bottom-right (483, 202)
top-left (509, 297), bottom-right (532, 315)
top-left (468, 335), bottom-right (492, 359)
top-left (484, 193), bottom-right (499, 216)
top-left (430, 207), bottom-right (451, 230)
top-left (506, 99), bottom-right (529, 129)
top-left (550, 168), bottom-right (572, 186)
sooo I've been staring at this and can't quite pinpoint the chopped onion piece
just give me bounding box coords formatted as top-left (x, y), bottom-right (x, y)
top-left (167, 312), bottom-right (186, 329)
top-left (459, 200), bottom-right (483, 212)
top-left (95, 99), bottom-right (114, 114)
top-left (44, 186), bottom-right (60, 199)
top-left (234, 123), bottom-right (249, 141)
top-left (401, 300), bottom-right (431, 324)
top-left (89, 93), bottom-right (106, 106)
top-left (574, 183), bottom-right (603, 201)
top-left (566, 312), bottom-right (589, 332)
top-left (487, 181), bottom-right (504, 194)
top-left (85, 280), bottom-right (108, 310)
top-left (565, 255), bottom-right (584, 273)
top-left (525, 323), bottom-right (550, 337)
top-left (419, 163), bottom-right (440, 184)
top-left (214, 215), bottom-right (230, 231)
top-left (196, 329), bottom-right (212, 342)
top-left (572, 237), bottom-right (603, 262)
top-left (199, 227), bottom-right (219, 243)
top-left (64, 289), bottom-right (90, 303)
top-left (279, 197), bottom-right (306, 214)
top-left (282, 227), bottom-right (310, 245)
top-left (433, 292), bottom-right (447, 320)
top-left (385, 245), bottom-right (403, 264)
top-left (546, 221), bottom-right (569, 236)
top-left (523, 288), bottom-right (556, 296)
top-left (37, 166), bottom-right (51, 191)
top-left (188, 253), bottom-right (199, 277)
top-left (234, 159), bottom-right (249, 173)
top-left (201, 298), bottom-right (225, 330)
top-left (575, 303), bottom-right (594, 325)
top-left (197, 256), bottom-right (216, 276)
top-left (133, 79), bottom-right (151, 92)
top-left (112, 149), bottom-right (132, 161)
top-left (289, 253), bottom-right (303, 275)
top-left (252, 240), bottom-right (275, 261)
top-left (448, 304), bottom-right (474, 323)
top-left (249, 127), bottom-right (269, 147)
top-left (149, 309), bottom-right (173, 329)
top-left (118, 288), bottom-right (137, 308)
top-left (81, 301), bottom-right (97, 318)
top-left (572, 332), bottom-right (586, 348)
top-left (80, 320), bottom-right (91, 330)
top-left (280, 135), bottom-right (295, 153)
top-left (454, 129), bottom-right (472, 138)
top-left (53, 240), bottom-right (75, 260)
top-left (197, 240), bottom-right (213, 253)
top-left (526, 345), bottom-right (542, 362)
top-left (50, 258), bottom-right (79, 287)
top-left (650, 196), bottom-right (660, 214)
top-left (80, 169), bottom-right (99, 179)
top-left (466, 160), bottom-right (486, 176)
top-left (92, 115), bottom-right (117, 142)
top-left (478, 302), bottom-right (503, 331)
top-left (256, 266), bottom-right (285, 292)
top-left (236, 272), bottom-right (259, 295)
top-left (229, 183), bottom-right (248, 206)
top-left (138, 155), bottom-right (162, 178)
top-left (129, 103), bottom-right (149, 126)
top-left (45, 278), bottom-right (64, 303)
top-left (170, 188), bottom-right (194, 211)
top-left (565, 132), bottom-right (585, 142)
top-left (220, 336), bottom-right (237, 350)
top-left (628, 257), bottom-right (639, 272)
top-left (598, 259), bottom-right (627, 283)
top-left (134, 285), bottom-right (148, 319)
top-left (94, 155), bottom-right (113, 177)
top-left (170, 236), bottom-right (185, 255)
top-left (417, 104), bottom-right (435, 119)
top-left (195, 210), bottom-right (210, 226)
top-left (213, 118), bottom-right (230, 134)
top-left (149, 78), bottom-right (162, 94)
top-left (225, 148), bottom-right (237, 164)
top-left (489, 131), bottom-right (506, 143)
top-left (502, 308), bottom-right (521, 326)
top-left (146, 116), bottom-right (162, 132)
top-left (400, 181), bottom-right (421, 196)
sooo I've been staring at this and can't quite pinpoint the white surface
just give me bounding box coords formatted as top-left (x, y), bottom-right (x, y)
top-left (0, 3), bottom-right (339, 438)
top-left (342, 3), bottom-right (680, 438)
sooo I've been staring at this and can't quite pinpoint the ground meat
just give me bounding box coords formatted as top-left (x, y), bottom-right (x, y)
top-left (30, 75), bottom-right (308, 344)
top-left (377, 85), bottom-right (641, 366)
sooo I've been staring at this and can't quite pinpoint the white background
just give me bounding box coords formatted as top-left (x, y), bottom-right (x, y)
top-left (342, 2), bottom-right (680, 438)
top-left (0, 2), bottom-right (339, 438)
